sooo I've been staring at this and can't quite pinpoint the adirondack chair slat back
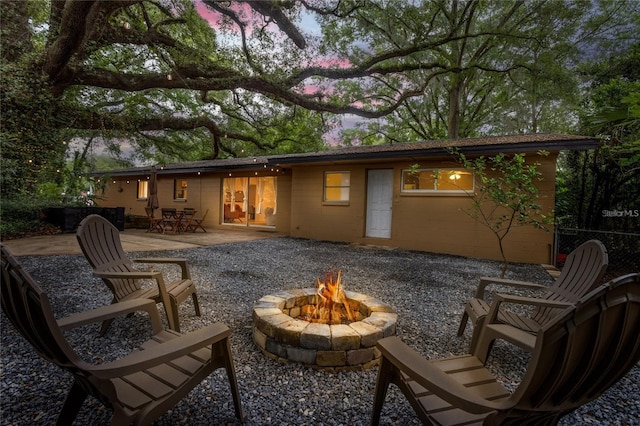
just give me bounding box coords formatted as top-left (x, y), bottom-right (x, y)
top-left (531, 240), bottom-right (608, 325)
top-left (76, 215), bottom-right (140, 300)
top-left (496, 273), bottom-right (640, 423)
top-left (1, 246), bottom-right (77, 369)
top-left (1, 244), bottom-right (244, 424)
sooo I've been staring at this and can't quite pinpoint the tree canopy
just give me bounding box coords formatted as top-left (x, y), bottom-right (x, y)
top-left (556, 40), bottom-right (640, 231)
top-left (1, 0), bottom-right (638, 201)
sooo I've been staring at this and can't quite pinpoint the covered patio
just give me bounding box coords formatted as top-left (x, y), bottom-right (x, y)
top-left (1, 236), bottom-right (638, 424)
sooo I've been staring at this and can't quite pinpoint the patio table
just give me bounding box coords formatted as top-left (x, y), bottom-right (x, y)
top-left (160, 208), bottom-right (196, 234)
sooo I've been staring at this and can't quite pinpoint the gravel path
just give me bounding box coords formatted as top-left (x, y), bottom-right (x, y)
top-left (1, 237), bottom-right (638, 425)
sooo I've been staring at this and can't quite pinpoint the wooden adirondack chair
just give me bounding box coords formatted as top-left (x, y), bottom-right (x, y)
top-left (457, 239), bottom-right (608, 354)
top-left (76, 214), bottom-right (200, 334)
top-left (0, 244), bottom-right (245, 426)
top-left (372, 272), bottom-right (640, 425)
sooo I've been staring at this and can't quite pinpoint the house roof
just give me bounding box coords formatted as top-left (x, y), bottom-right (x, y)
top-left (97, 133), bottom-right (599, 177)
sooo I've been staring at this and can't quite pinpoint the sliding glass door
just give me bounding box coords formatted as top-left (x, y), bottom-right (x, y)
top-left (222, 176), bottom-right (277, 227)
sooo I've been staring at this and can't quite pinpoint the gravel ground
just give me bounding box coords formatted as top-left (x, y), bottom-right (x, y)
top-left (1, 237), bottom-right (638, 425)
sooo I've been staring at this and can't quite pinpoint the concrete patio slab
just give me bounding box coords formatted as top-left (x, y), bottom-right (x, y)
top-left (1, 227), bottom-right (282, 256)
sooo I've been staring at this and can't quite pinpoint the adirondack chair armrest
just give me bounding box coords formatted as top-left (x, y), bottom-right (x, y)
top-left (133, 258), bottom-right (191, 280)
top-left (485, 293), bottom-right (574, 324)
top-left (91, 269), bottom-right (174, 315)
top-left (92, 270), bottom-right (164, 281)
top-left (57, 299), bottom-right (163, 333)
top-left (377, 337), bottom-right (505, 414)
top-left (87, 322), bottom-right (231, 378)
top-left (474, 276), bottom-right (547, 298)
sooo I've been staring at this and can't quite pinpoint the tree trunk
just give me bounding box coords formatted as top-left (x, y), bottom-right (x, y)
top-left (448, 79), bottom-right (462, 139)
top-left (498, 235), bottom-right (508, 279)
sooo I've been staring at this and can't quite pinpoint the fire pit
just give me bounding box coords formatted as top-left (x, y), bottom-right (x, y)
top-left (252, 270), bottom-right (397, 370)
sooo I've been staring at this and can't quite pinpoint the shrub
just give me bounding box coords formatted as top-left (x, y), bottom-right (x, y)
top-left (0, 196), bottom-right (61, 238)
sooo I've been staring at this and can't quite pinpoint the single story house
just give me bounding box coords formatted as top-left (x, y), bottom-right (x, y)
top-left (92, 134), bottom-right (599, 265)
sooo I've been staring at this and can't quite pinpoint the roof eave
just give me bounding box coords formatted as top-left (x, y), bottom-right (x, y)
top-left (89, 136), bottom-right (600, 177)
top-left (270, 139), bottom-right (601, 165)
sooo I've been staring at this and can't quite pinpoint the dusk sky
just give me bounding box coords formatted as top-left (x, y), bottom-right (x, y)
top-left (192, 1), bottom-right (363, 141)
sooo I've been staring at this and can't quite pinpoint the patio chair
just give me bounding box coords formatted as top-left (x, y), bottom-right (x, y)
top-left (0, 244), bottom-right (245, 425)
top-left (144, 207), bottom-right (164, 233)
top-left (76, 214), bottom-right (200, 334)
top-left (457, 239), bottom-right (608, 354)
top-left (184, 209), bottom-right (208, 233)
top-left (371, 272), bottom-right (640, 425)
top-left (160, 208), bottom-right (180, 233)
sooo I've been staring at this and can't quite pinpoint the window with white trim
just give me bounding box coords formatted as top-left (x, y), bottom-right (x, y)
top-left (324, 171), bottom-right (350, 202)
top-left (401, 168), bottom-right (473, 193)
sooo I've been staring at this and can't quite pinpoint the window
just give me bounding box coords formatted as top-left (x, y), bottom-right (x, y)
top-left (137, 180), bottom-right (148, 200)
top-left (401, 168), bottom-right (473, 193)
top-left (324, 171), bottom-right (350, 202)
top-left (174, 179), bottom-right (188, 200)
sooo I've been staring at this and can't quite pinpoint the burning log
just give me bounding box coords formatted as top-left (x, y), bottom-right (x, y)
top-left (306, 269), bottom-right (356, 325)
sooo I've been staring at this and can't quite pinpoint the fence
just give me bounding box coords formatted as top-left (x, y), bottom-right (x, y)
top-left (554, 228), bottom-right (640, 278)
top-left (43, 207), bottom-right (125, 233)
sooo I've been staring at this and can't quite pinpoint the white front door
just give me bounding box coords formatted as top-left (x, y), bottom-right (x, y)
top-left (366, 169), bottom-right (393, 238)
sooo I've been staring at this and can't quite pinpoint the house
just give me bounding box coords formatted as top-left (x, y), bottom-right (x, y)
top-left (92, 134), bottom-right (599, 264)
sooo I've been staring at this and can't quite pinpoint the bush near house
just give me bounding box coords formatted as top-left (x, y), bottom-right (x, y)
top-left (0, 197), bottom-right (59, 239)
top-left (0, 193), bottom-right (109, 238)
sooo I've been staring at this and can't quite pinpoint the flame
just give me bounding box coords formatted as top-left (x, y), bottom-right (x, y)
top-left (305, 269), bottom-right (356, 325)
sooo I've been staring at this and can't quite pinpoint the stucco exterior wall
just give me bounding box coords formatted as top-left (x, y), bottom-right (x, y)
top-left (94, 152), bottom-right (556, 265)
top-left (97, 173), bottom-right (220, 228)
top-left (97, 172), bottom-right (291, 231)
top-left (288, 153), bottom-right (557, 264)
top-left (289, 165), bottom-right (368, 241)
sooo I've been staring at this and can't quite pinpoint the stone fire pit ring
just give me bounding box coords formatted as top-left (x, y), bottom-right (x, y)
top-left (252, 288), bottom-right (397, 371)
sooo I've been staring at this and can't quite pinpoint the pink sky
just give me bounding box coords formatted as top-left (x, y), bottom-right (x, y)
top-left (195, 1), bottom-right (267, 37)
top-left (194, 1), bottom-right (351, 68)
top-left (194, 1), bottom-right (363, 144)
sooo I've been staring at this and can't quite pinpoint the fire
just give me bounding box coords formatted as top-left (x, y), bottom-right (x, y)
top-left (304, 269), bottom-right (356, 325)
